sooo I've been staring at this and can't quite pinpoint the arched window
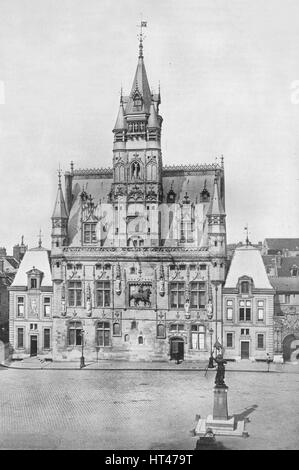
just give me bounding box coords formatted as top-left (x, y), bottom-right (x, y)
top-left (157, 324), bottom-right (166, 339)
top-left (113, 322), bottom-right (121, 336)
top-left (96, 321), bottom-right (110, 346)
top-left (68, 321), bottom-right (82, 346)
top-left (124, 334), bottom-right (130, 342)
top-left (119, 165), bottom-right (125, 181)
top-left (138, 336), bottom-right (144, 345)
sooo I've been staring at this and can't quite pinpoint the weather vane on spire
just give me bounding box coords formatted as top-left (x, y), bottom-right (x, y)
top-left (137, 20), bottom-right (147, 58)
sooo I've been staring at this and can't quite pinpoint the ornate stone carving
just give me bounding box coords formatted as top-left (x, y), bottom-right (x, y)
top-left (129, 283), bottom-right (152, 307)
top-left (86, 283), bottom-right (92, 317)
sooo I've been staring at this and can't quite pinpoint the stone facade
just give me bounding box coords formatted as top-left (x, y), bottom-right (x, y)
top-left (8, 247), bottom-right (53, 359)
top-left (223, 245), bottom-right (275, 361)
top-left (49, 34), bottom-right (227, 362)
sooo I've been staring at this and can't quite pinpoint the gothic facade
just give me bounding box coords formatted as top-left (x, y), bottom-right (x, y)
top-left (49, 35), bottom-right (227, 362)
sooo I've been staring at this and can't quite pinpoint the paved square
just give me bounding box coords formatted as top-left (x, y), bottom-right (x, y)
top-left (0, 367), bottom-right (298, 449)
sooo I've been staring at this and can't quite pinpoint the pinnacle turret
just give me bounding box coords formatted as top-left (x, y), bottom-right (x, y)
top-left (52, 170), bottom-right (68, 219)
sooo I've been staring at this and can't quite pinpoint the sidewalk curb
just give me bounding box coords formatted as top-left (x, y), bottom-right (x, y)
top-left (0, 363), bottom-right (294, 373)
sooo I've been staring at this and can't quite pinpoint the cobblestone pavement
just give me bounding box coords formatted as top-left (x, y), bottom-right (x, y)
top-left (0, 367), bottom-right (298, 450)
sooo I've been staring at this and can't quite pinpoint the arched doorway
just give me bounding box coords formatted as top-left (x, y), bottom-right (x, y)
top-left (170, 337), bottom-right (184, 362)
top-left (283, 334), bottom-right (299, 362)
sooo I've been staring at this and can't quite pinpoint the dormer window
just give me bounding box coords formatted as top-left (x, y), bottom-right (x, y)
top-left (167, 189), bottom-right (176, 204)
top-left (237, 276), bottom-right (253, 296)
top-left (83, 222), bottom-right (97, 244)
top-left (133, 91), bottom-right (143, 111)
top-left (240, 281), bottom-right (249, 294)
top-left (27, 267), bottom-right (43, 290)
top-left (291, 266), bottom-right (298, 277)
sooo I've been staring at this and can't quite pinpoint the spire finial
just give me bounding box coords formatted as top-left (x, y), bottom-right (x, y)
top-left (120, 85), bottom-right (123, 104)
top-left (58, 164), bottom-right (62, 189)
top-left (221, 154), bottom-right (224, 168)
top-left (137, 20), bottom-right (147, 58)
top-left (21, 235), bottom-right (24, 245)
top-left (70, 161), bottom-right (74, 174)
top-left (38, 229), bottom-right (42, 248)
top-left (244, 224), bottom-right (250, 246)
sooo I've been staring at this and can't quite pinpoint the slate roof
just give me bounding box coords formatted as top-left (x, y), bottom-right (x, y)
top-left (270, 277), bottom-right (299, 293)
top-left (264, 238), bottom-right (299, 252)
top-left (11, 247), bottom-right (52, 287)
top-left (224, 245), bottom-right (273, 289)
top-left (262, 255), bottom-right (299, 277)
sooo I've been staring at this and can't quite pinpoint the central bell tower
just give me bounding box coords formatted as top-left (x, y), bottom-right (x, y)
top-left (112, 23), bottom-right (163, 248)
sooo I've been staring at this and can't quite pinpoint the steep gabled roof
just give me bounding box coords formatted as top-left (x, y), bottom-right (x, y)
top-left (113, 100), bottom-right (126, 131)
top-left (207, 178), bottom-right (225, 216)
top-left (52, 183), bottom-right (68, 219)
top-left (125, 49), bottom-right (152, 115)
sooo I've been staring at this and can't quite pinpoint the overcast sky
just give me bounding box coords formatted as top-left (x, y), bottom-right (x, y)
top-left (0, 0), bottom-right (298, 253)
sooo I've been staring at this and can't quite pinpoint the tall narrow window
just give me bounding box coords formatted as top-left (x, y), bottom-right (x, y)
top-left (68, 321), bottom-right (82, 346)
top-left (17, 297), bottom-right (25, 317)
top-left (190, 282), bottom-right (206, 309)
top-left (239, 300), bottom-right (251, 321)
top-left (43, 297), bottom-right (51, 317)
top-left (96, 281), bottom-right (111, 307)
top-left (43, 328), bottom-right (51, 349)
top-left (191, 325), bottom-right (205, 350)
top-left (30, 278), bottom-right (37, 289)
top-left (17, 328), bottom-right (24, 348)
top-left (170, 282), bottom-right (185, 309)
top-left (83, 223), bottom-right (97, 243)
top-left (68, 281), bottom-right (82, 307)
top-left (257, 300), bottom-right (264, 321)
top-left (96, 322), bottom-right (110, 346)
top-left (226, 299), bottom-right (233, 320)
top-left (226, 333), bottom-right (233, 348)
top-left (257, 334), bottom-right (265, 349)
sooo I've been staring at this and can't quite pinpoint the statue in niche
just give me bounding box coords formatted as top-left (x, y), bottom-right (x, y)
top-left (61, 299), bottom-right (66, 316)
top-left (115, 278), bottom-right (121, 295)
top-left (129, 285), bottom-right (151, 307)
top-left (30, 299), bottom-right (38, 316)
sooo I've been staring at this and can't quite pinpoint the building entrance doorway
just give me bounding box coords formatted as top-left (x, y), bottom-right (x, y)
top-left (241, 341), bottom-right (250, 359)
top-left (30, 335), bottom-right (37, 356)
top-left (283, 334), bottom-right (299, 362)
top-left (170, 337), bottom-right (184, 363)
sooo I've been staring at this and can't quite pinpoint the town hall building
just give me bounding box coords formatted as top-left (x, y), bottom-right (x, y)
top-left (47, 31), bottom-right (227, 362)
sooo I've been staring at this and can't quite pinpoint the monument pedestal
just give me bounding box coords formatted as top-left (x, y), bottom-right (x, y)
top-left (195, 385), bottom-right (246, 437)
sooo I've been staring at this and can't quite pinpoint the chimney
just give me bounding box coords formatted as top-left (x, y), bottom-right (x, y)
top-left (0, 259), bottom-right (4, 272)
top-left (277, 251), bottom-right (282, 268)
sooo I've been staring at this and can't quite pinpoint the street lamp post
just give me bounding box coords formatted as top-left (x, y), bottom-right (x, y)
top-left (208, 327), bottom-right (215, 368)
top-left (211, 280), bottom-right (223, 345)
top-left (80, 330), bottom-right (85, 369)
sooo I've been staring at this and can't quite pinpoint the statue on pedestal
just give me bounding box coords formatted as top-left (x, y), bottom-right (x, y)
top-left (213, 353), bottom-right (227, 387)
